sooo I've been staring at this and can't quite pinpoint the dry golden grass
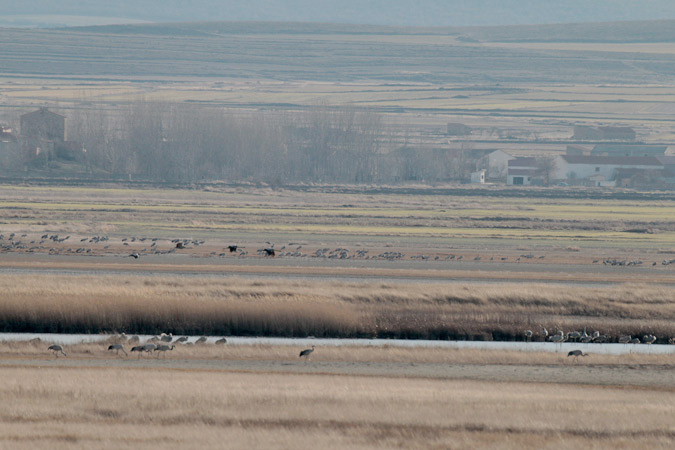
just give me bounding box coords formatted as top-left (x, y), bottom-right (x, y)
top-left (0, 364), bottom-right (673, 449)
top-left (0, 273), bottom-right (673, 341)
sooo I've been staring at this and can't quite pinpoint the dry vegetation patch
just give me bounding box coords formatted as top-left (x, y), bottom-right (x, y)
top-left (0, 274), bottom-right (673, 341)
top-left (0, 365), bottom-right (672, 449)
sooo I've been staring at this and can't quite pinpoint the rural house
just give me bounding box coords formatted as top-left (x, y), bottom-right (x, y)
top-left (507, 157), bottom-right (539, 185)
top-left (483, 150), bottom-right (514, 179)
top-left (20, 107), bottom-right (66, 142)
top-left (553, 155), bottom-right (664, 186)
top-left (19, 108), bottom-right (83, 161)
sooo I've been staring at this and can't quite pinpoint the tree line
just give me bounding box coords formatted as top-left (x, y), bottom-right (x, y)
top-left (66, 102), bottom-right (390, 184)
top-left (61, 101), bottom-right (482, 184)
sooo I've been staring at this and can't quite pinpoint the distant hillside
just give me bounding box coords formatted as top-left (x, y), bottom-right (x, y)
top-left (3, 20), bottom-right (675, 85)
top-left (461, 20), bottom-right (675, 43)
top-left (3, 0), bottom-right (675, 28)
top-left (70, 20), bottom-right (675, 43)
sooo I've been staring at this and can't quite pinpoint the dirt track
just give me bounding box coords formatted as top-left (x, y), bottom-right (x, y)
top-left (2, 357), bottom-right (673, 389)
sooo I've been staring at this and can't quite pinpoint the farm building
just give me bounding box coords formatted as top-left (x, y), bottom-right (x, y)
top-left (19, 108), bottom-right (84, 162)
top-left (470, 169), bottom-right (485, 184)
top-left (507, 157), bottom-right (538, 185)
top-left (553, 155), bottom-right (664, 186)
top-left (20, 108), bottom-right (66, 142)
top-left (483, 150), bottom-right (514, 179)
top-left (597, 126), bottom-right (636, 141)
top-left (0, 125), bottom-right (22, 170)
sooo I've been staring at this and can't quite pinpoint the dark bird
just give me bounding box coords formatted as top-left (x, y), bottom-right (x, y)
top-left (264, 248), bottom-right (275, 256)
top-left (48, 344), bottom-right (67, 357)
top-left (215, 338), bottom-right (227, 345)
top-left (129, 252), bottom-right (139, 259)
top-left (154, 344), bottom-right (175, 358)
top-left (228, 245), bottom-right (238, 252)
top-left (130, 345), bottom-right (145, 358)
top-left (567, 349), bottom-right (588, 362)
top-left (108, 344), bottom-right (128, 356)
top-left (299, 345), bottom-right (315, 360)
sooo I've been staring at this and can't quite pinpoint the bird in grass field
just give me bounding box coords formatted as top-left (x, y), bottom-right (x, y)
top-left (299, 345), bottom-right (315, 360)
top-left (48, 344), bottom-right (67, 357)
top-left (567, 349), bottom-right (588, 363)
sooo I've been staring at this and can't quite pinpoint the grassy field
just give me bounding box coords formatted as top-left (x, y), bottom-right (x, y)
top-left (1, 184), bottom-right (674, 250)
top-left (0, 346), bottom-right (673, 449)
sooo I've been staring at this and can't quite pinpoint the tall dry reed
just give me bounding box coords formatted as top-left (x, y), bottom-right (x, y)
top-left (0, 274), bottom-right (673, 340)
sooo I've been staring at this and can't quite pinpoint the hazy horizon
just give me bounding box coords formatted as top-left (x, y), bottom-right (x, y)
top-left (3, 0), bottom-right (675, 28)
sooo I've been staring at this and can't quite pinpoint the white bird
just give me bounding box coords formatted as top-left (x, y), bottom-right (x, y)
top-left (108, 343), bottom-right (128, 356)
top-left (299, 345), bottom-right (315, 360)
top-left (48, 344), bottom-right (66, 357)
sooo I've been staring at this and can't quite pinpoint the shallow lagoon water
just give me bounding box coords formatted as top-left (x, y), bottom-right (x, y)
top-left (1, 333), bottom-right (672, 355)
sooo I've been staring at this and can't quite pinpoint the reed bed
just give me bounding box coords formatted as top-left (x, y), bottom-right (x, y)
top-left (0, 274), bottom-right (673, 341)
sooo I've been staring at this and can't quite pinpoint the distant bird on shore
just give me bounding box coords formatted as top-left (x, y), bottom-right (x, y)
top-left (48, 344), bottom-right (67, 357)
top-left (299, 345), bottom-right (315, 360)
top-left (129, 252), bottom-right (139, 259)
top-left (541, 327), bottom-right (548, 339)
top-left (154, 344), bottom-right (174, 358)
top-left (108, 343), bottom-right (128, 356)
top-left (524, 330), bottom-right (533, 342)
top-left (130, 345), bottom-right (144, 358)
top-left (642, 335), bottom-right (657, 345)
top-left (567, 350), bottom-right (588, 362)
top-left (618, 335), bottom-right (631, 344)
top-left (549, 331), bottom-right (565, 344)
top-left (215, 338), bottom-right (227, 345)
top-left (174, 336), bottom-right (189, 344)
top-left (228, 245), bottom-right (239, 252)
top-left (195, 336), bottom-right (208, 344)
top-left (160, 333), bottom-right (173, 343)
top-left (142, 343), bottom-right (157, 355)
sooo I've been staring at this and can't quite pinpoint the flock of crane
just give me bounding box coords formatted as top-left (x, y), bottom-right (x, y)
top-left (47, 333), bottom-right (318, 361)
top-left (525, 327), bottom-right (665, 345)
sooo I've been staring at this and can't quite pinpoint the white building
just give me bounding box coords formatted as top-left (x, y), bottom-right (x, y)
top-left (485, 150), bottom-right (514, 179)
top-left (507, 157), bottom-right (538, 185)
top-left (553, 155), bottom-right (663, 184)
top-left (470, 169), bottom-right (486, 184)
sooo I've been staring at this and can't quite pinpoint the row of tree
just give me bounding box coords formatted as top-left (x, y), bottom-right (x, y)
top-left (64, 101), bottom-right (480, 184)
